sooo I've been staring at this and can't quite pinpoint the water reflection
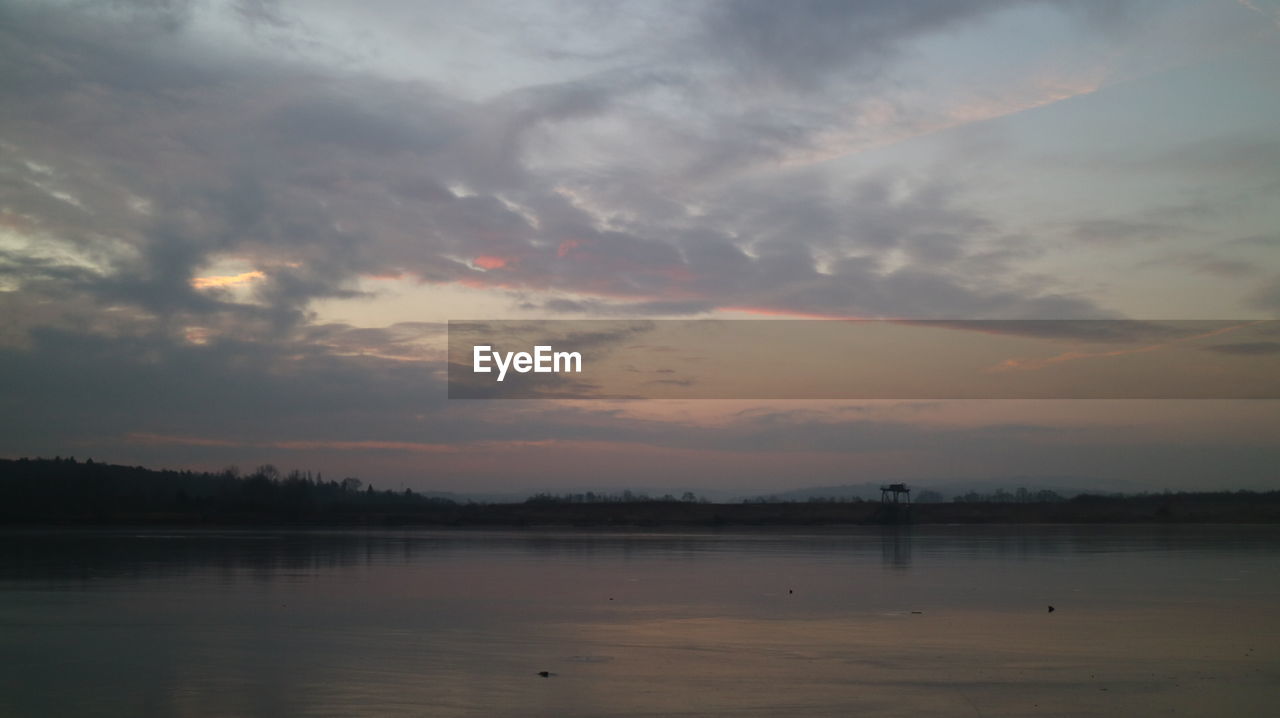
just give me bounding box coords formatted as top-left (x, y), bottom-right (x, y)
top-left (6, 525), bottom-right (1276, 584)
top-left (2, 526), bottom-right (1278, 717)
top-left (880, 529), bottom-right (913, 570)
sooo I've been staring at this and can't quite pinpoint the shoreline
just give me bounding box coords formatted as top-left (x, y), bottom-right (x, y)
top-left (5, 499), bottom-right (1280, 528)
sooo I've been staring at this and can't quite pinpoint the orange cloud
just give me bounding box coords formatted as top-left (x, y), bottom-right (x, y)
top-left (473, 255), bottom-right (509, 270)
top-left (557, 239), bottom-right (582, 257)
top-left (191, 270), bottom-right (265, 289)
top-left (183, 327), bottom-right (211, 345)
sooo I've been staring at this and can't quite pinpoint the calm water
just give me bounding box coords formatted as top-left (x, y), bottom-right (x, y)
top-left (2, 526), bottom-right (1278, 717)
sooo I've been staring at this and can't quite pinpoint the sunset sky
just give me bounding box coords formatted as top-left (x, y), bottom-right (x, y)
top-left (2, 0), bottom-right (1278, 494)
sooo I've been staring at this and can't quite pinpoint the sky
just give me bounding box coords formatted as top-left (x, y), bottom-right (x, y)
top-left (1, 0), bottom-right (1278, 495)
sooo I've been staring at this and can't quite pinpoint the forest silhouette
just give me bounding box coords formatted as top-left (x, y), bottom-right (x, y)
top-left (3, 457), bottom-right (1279, 526)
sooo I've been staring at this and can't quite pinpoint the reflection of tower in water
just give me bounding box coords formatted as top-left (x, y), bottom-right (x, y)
top-left (880, 528), bottom-right (913, 570)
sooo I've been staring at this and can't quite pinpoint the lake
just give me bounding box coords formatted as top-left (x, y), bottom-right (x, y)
top-left (2, 526), bottom-right (1278, 716)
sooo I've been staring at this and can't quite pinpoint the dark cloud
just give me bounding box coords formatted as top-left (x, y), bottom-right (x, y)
top-left (1135, 251), bottom-right (1257, 279)
top-left (699, 0), bottom-right (1016, 91)
top-left (0, 249), bottom-right (97, 285)
top-left (696, 0), bottom-right (1156, 93)
top-left (269, 96), bottom-right (454, 155)
top-left (1069, 219), bottom-right (1185, 244)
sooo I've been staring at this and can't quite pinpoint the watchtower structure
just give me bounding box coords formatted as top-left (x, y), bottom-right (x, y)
top-left (880, 483), bottom-right (911, 505)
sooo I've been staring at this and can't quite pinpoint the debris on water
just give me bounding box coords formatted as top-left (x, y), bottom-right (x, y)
top-left (911, 611), bottom-right (923, 614)
top-left (537, 671), bottom-right (553, 678)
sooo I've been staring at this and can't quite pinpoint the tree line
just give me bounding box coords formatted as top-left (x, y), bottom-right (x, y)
top-left (3, 456), bottom-right (1277, 525)
top-left (0, 456), bottom-right (454, 522)
top-left (524, 490), bottom-right (709, 504)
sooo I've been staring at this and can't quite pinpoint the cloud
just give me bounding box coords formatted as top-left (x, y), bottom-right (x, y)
top-left (1250, 276), bottom-right (1280, 313)
top-left (1069, 219), bottom-right (1186, 245)
top-left (898, 320), bottom-right (1198, 343)
top-left (302, 321), bottom-right (444, 361)
top-left (984, 322), bottom-right (1262, 372)
top-left (697, 0), bottom-right (1017, 91)
top-left (1, 0), bottom-right (1276, 489)
top-left (2, 321), bottom-right (1277, 490)
top-left (1232, 234), bottom-right (1280, 250)
top-left (1135, 252), bottom-right (1257, 278)
top-left (1204, 341), bottom-right (1280, 356)
top-left (0, 0), bottom-right (1135, 337)
top-left (191, 270), bottom-right (266, 289)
